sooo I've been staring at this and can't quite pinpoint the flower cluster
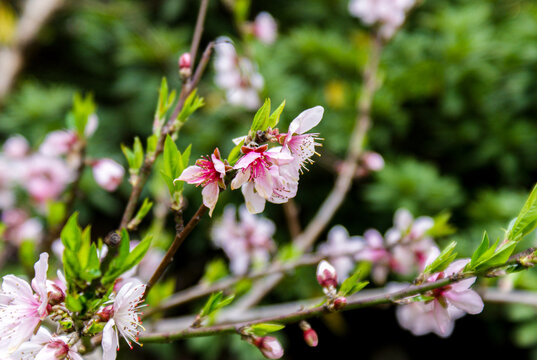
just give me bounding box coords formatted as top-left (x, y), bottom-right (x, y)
top-left (348, 0), bottom-right (415, 38)
top-left (0, 119), bottom-right (124, 247)
top-left (177, 105), bottom-right (324, 215)
top-left (318, 208), bottom-right (437, 284)
top-left (214, 38), bottom-right (264, 110)
top-left (211, 205), bottom-right (276, 275)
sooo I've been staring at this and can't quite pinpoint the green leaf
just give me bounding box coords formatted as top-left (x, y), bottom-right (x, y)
top-left (201, 258), bottom-right (229, 284)
top-left (470, 231), bottom-right (490, 268)
top-left (146, 134), bottom-right (158, 154)
top-left (339, 268), bottom-right (369, 297)
top-left (276, 244), bottom-right (302, 262)
top-left (227, 139), bottom-right (244, 166)
top-left (507, 184), bottom-right (537, 241)
top-left (268, 100), bottom-right (286, 128)
top-left (67, 93), bottom-right (95, 137)
top-left (65, 294), bottom-right (83, 313)
top-left (245, 323), bottom-right (285, 337)
top-left (177, 89), bottom-right (204, 124)
top-left (81, 243), bottom-right (101, 281)
top-left (47, 201), bottom-right (66, 227)
top-left (250, 98), bottom-right (271, 133)
top-left (423, 241), bottom-right (458, 275)
top-left (200, 291), bottom-right (235, 318)
top-left (475, 241), bottom-right (516, 271)
top-left (61, 213), bottom-right (82, 252)
top-left (426, 212), bottom-right (456, 238)
top-left (101, 230), bottom-right (130, 285)
top-left (120, 234), bottom-right (153, 274)
top-left (133, 198), bottom-right (153, 225)
top-left (163, 135), bottom-right (180, 178)
top-left (133, 137), bottom-right (144, 170)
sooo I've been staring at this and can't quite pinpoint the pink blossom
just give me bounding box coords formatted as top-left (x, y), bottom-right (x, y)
top-left (92, 158), bottom-right (125, 192)
top-left (101, 279), bottom-right (146, 360)
top-left (176, 148), bottom-right (229, 216)
top-left (348, 0), bottom-right (415, 38)
top-left (85, 114), bottom-right (99, 138)
top-left (3, 135), bottom-right (29, 158)
top-left (24, 155), bottom-right (74, 203)
top-left (361, 151), bottom-right (384, 172)
top-left (211, 205), bottom-right (276, 275)
top-left (396, 258), bottom-right (484, 337)
top-left (10, 327), bottom-right (83, 360)
top-left (0, 253), bottom-right (51, 352)
top-left (1, 209), bottom-right (43, 245)
top-left (254, 336), bottom-right (284, 359)
top-left (279, 106), bottom-right (324, 179)
top-left (39, 130), bottom-right (79, 157)
top-left (232, 145), bottom-right (294, 214)
top-left (253, 12), bottom-right (277, 44)
top-left (318, 225), bottom-right (364, 282)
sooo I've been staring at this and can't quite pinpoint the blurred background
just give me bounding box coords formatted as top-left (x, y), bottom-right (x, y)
top-left (1, 0), bottom-right (537, 359)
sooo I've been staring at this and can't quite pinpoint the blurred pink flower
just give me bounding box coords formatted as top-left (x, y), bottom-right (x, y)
top-left (3, 135), bottom-right (29, 158)
top-left (1, 208), bottom-right (43, 245)
top-left (92, 158), bottom-right (124, 192)
top-left (10, 327), bottom-right (83, 360)
top-left (211, 205), bottom-right (276, 275)
top-left (39, 130), bottom-right (78, 157)
top-left (24, 155), bottom-right (73, 203)
top-left (318, 225), bottom-right (363, 282)
top-left (253, 12), bottom-right (277, 44)
top-left (348, 0), bottom-right (415, 38)
top-left (396, 257), bottom-right (484, 337)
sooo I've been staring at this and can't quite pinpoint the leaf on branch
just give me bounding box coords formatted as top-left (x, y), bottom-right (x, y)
top-left (250, 98), bottom-right (271, 133)
top-left (177, 89), bottom-right (204, 124)
top-left (200, 291), bottom-right (235, 318)
top-left (423, 241), bottom-right (458, 275)
top-left (268, 100), bottom-right (286, 129)
top-left (426, 212), bottom-right (456, 238)
top-left (227, 139), bottom-right (245, 166)
top-left (339, 268), bottom-right (369, 297)
top-left (507, 184), bottom-right (537, 241)
top-left (467, 232), bottom-right (517, 271)
top-left (243, 323), bottom-right (285, 337)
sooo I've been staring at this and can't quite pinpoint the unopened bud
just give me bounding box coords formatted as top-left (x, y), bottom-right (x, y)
top-left (179, 53), bottom-right (192, 79)
top-left (333, 296), bottom-right (347, 310)
top-left (362, 151), bottom-right (384, 172)
top-left (47, 282), bottom-right (65, 306)
top-left (316, 260), bottom-right (338, 288)
top-left (97, 305), bottom-right (114, 322)
top-left (299, 321), bottom-right (318, 347)
top-left (254, 336), bottom-right (284, 359)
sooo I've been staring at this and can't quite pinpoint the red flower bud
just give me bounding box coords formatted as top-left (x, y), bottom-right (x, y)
top-left (303, 328), bottom-right (318, 347)
top-left (333, 296), bottom-right (347, 310)
top-left (316, 260), bottom-right (338, 288)
top-left (179, 53), bottom-right (191, 70)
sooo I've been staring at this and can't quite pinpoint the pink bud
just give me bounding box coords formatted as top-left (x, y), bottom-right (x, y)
top-left (97, 305), bottom-right (114, 322)
top-left (92, 158), bottom-right (124, 191)
top-left (254, 336), bottom-right (284, 359)
top-left (303, 328), bottom-right (318, 347)
top-left (333, 296), bottom-right (347, 310)
top-left (179, 52), bottom-right (192, 70)
top-left (47, 282), bottom-right (66, 305)
top-left (362, 151), bottom-right (384, 172)
top-left (316, 260), bottom-right (338, 288)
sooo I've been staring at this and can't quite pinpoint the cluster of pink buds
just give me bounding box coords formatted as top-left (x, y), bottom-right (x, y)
top-left (316, 260), bottom-right (347, 310)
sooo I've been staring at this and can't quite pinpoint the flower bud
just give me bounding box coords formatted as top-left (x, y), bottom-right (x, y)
top-left (97, 305), bottom-right (114, 322)
top-left (316, 260), bottom-right (338, 288)
top-left (333, 296), bottom-right (347, 310)
top-left (299, 321), bottom-right (318, 347)
top-left (254, 336), bottom-right (284, 359)
top-left (362, 151), bottom-right (384, 172)
top-left (47, 282), bottom-right (66, 306)
top-left (92, 158), bottom-right (125, 191)
top-left (179, 53), bottom-right (192, 79)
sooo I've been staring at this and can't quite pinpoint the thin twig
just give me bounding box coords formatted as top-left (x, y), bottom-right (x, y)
top-left (145, 204), bottom-right (208, 297)
top-left (229, 34), bottom-right (384, 311)
top-left (282, 200), bottom-right (301, 239)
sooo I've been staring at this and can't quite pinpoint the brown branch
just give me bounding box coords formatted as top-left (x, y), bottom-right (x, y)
top-left (229, 34), bottom-right (384, 311)
top-left (145, 204), bottom-right (208, 297)
top-left (0, 0), bottom-right (64, 103)
top-left (282, 200), bottom-right (301, 239)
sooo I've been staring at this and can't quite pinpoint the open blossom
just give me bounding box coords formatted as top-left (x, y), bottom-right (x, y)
top-left (39, 130), bottom-right (79, 157)
top-left (278, 106), bottom-right (324, 179)
top-left (176, 148), bottom-right (230, 216)
top-left (318, 225), bottom-right (363, 282)
top-left (231, 144), bottom-right (294, 214)
top-left (2, 208), bottom-right (43, 245)
top-left (253, 12), bottom-right (277, 44)
top-left (396, 256), bottom-right (484, 337)
top-left (214, 38), bottom-right (264, 110)
top-left (211, 205), bottom-right (276, 275)
top-left (3, 135), bottom-right (29, 158)
top-left (101, 279), bottom-right (146, 360)
top-left (10, 327), bottom-right (82, 360)
top-left (348, 0), bottom-right (415, 38)
top-left (0, 253), bottom-right (51, 352)
top-left (92, 158), bottom-right (125, 192)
